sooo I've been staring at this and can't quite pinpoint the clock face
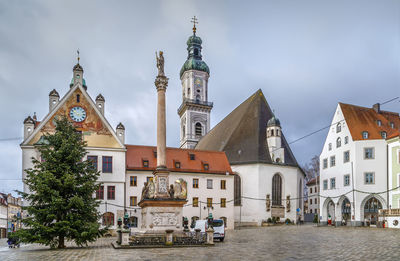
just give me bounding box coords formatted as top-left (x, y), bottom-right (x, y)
top-left (69, 106), bottom-right (86, 122)
top-left (194, 77), bottom-right (202, 88)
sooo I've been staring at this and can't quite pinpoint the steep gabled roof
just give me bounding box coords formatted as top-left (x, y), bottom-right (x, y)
top-left (339, 103), bottom-right (400, 141)
top-left (196, 89), bottom-right (299, 167)
top-left (126, 145), bottom-right (233, 175)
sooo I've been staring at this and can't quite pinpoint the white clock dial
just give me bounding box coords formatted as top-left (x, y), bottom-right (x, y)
top-left (69, 106), bottom-right (86, 122)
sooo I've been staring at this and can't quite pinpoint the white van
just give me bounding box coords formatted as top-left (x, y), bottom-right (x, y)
top-left (193, 219), bottom-right (225, 242)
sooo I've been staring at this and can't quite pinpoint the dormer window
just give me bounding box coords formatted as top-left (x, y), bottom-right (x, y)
top-left (390, 122), bottom-right (395, 128)
top-left (377, 120), bottom-right (382, 126)
top-left (175, 161), bottom-right (181, 168)
top-left (362, 131), bottom-right (369, 139)
top-left (189, 154), bottom-right (195, 160)
top-left (203, 163), bottom-right (209, 170)
top-left (381, 131), bottom-right (387, 139)
top-left (336, 123), bottom-right (341, 133)
top-left (142, 160), bottom-right (149, 167)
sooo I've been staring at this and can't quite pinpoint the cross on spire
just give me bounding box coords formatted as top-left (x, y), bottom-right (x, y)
top-left (77, 49), bottom-right (80, 64)
top-left (191, 16), bottom-right (198, 34)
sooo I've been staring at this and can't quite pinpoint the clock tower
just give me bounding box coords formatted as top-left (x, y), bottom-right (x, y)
top-left (178, 18), bottom-right (213, 149)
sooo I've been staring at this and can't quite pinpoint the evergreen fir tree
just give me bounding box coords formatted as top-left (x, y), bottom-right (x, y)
top-left (16, 116), bottom-right (106, 248)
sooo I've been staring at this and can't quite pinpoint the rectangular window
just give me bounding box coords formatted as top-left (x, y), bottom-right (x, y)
top-left (189, 154), bottom-right (195, 160)
top-left (130, 176), bottom-right (137, 187)
top-left (193, 178), bottom-right (199, 188)
top-left (130, 196), bottom-right (137, 206)
top-left (221, 180), bottom-right (226, 190)
top-left (309, 199), bottom-right (312, 205)
top-left (107, 186), bottom-right (115, 200)
top-left (314, 198), bottom-right (317, 204)
top-left (309, 188), bottom-right (312, 194)
top-left (365, 172), bottom-right (375, 184)
top-left (96, 185), bottom-right (104, 200)
top-left (102, 156), bottom-right (112, 173)
top-left (323, 158), bottom-right (328, 169)
top-left (221, 198), bottom-right (226, 208)
top-left (193, 197), bottom-right (198, 207)
top-left (142, 160), bottom-right (149, 167)
top-left (207, 179), bottom-right (213, 189)
top-left (344, 174), bottom-right (350, 186)
top-left (330, 178), bottom-right (336, 189)
top-left (314, 187), bottom-right (317, 193)
top-left (344, 136), bottom-right (349, 144)
top-left (174, 161), bottom-right (181, 168)
top-left (87, 156), bottom-right (98, 171)
top-left (323, 180), bottom-right (328, 190)
top-left (364, 148), bottom-right (374, 159)
top-left (330, 156), bottom-right (336, 167)
top-left (310, 209), bottom-right (313, 213)
top-left (343, 151), bottom-right (350, 163)
top-left (207, 198), bottom-right (213, 207)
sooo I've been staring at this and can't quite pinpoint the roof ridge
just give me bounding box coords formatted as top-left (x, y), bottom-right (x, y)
top-left (125, 144), bottom-right (227, 154)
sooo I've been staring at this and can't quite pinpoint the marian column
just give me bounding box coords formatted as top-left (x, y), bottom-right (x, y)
top-left (154, 51), bottom-right (169, 198)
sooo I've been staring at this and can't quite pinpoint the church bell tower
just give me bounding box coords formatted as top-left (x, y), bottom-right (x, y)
top-left (178, 17), bottom-right (213, 149)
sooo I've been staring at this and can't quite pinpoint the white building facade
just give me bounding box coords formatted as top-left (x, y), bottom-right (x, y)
top-left (306, 177), bottom-right (319, 215)
top-left (320, 102), bottom-right (399, 226)
top-left (21, 62), bottom-right (126, 231)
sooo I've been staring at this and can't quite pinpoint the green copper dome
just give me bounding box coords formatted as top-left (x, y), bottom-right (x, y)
top-left (180, 58), bottom-right (210, 78)
top-left (180, 32), bottom-right (209, 78)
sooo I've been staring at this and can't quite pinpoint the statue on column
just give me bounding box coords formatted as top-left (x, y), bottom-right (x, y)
top-left (156, 51), bottom-right (165, 77)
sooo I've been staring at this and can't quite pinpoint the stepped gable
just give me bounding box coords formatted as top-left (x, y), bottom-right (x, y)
top-left (340, 103), bottom-right (400, 141)
top-left (196, 89), bottom-right (299, 167)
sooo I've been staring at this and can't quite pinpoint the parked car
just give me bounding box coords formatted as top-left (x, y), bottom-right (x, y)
top-left (193, 219), bottom-right (225, 242)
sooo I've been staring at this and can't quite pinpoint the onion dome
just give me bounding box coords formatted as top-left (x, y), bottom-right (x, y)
top-left (23, 116), bottom-right (34, 124)
top-left (180, 29), bottom-right (209, 78)
top-left (267, 115), bottom-right (281, 127)
top-left (116, 122), bottom-right (125, 130)
top-left (96, 94), bottom-right (105, 102)
top-left (73, 63), bottom-right (83, 72)
top-left (49, 89), bottom-right (59, 97)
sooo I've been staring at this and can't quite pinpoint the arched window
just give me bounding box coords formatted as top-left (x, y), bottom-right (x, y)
top-left (196, 95), bottom-right (201, 102)
top-left (272, 174), bottom-right (282, 206)
top-left (364, 197), bottom-right (382, 213)
top-left (234, 174), bottom-right (241, 206)
top-left (130, 216), bottom-right (138, 228)
top-left (76, 94), bottom-right (80, 103)
top-left (336, 137), bottom-right (341, 148)
top-left (102, 212), bottom-right (114, 226)
top-left (271, 129), bottom-right (274, 136)
top-left (194, 48), bottom-right (199, 56)
top-left (195, 122), bottom-right (202, 136)
top-left (336, 123), bottom-right (341, 133)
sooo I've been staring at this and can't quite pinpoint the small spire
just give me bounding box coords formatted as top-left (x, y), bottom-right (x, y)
top-left (77, 49), bottom-right (80, 64)
top-left (33, 112), bottom-right (37, 121)
top-left (191, 16), bottom-right (198, 35)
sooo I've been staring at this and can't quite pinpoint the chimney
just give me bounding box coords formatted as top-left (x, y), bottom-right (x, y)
top-left (96, 94), bottom-right (105, 115)
top-left (373, 103), bottom-right (380, 114)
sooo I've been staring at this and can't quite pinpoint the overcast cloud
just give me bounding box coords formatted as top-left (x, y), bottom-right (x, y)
top-left (1, 0), bottom-right (399, 194)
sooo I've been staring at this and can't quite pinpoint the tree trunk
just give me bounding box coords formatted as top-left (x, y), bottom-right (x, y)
top-left (58, 235), bottom-right (65, 248)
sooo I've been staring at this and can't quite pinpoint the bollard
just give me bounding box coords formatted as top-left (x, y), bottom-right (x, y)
top-left (206, 227), bottom-right (214, 245)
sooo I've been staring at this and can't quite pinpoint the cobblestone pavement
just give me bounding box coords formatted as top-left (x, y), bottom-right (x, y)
top-left (1, 225), bottom-right (400, 261)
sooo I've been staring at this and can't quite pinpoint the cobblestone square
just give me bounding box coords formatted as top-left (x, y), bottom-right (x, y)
top-left (1, 225), bottom-right (400, 261)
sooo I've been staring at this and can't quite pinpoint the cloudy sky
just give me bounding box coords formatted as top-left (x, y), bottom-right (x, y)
top-left (1, 0), bottom-right (399, 194)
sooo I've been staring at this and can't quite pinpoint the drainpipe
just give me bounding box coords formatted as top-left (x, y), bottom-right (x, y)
top-left (386, 143), bottom-right (389, 209)
top-left (351, 162), bottom-right (355, 227)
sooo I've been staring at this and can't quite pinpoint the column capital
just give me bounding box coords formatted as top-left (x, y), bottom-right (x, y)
top-left (155, 75), bottom-right (169, 91)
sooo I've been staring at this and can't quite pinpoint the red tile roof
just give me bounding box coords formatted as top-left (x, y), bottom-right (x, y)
top-left (340, 103), bottom-right (400, 141)
top-left (126, 145), bottom-right (233, 175)
top-left (306, 176), bottom-right (319, 186)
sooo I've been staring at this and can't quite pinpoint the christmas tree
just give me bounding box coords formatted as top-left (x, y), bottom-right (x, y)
top-left (16, 116), bottom-right (106, 248)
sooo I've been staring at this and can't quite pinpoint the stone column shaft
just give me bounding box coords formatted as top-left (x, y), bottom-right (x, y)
top-left (155, 76), bottom-right (168, 169)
